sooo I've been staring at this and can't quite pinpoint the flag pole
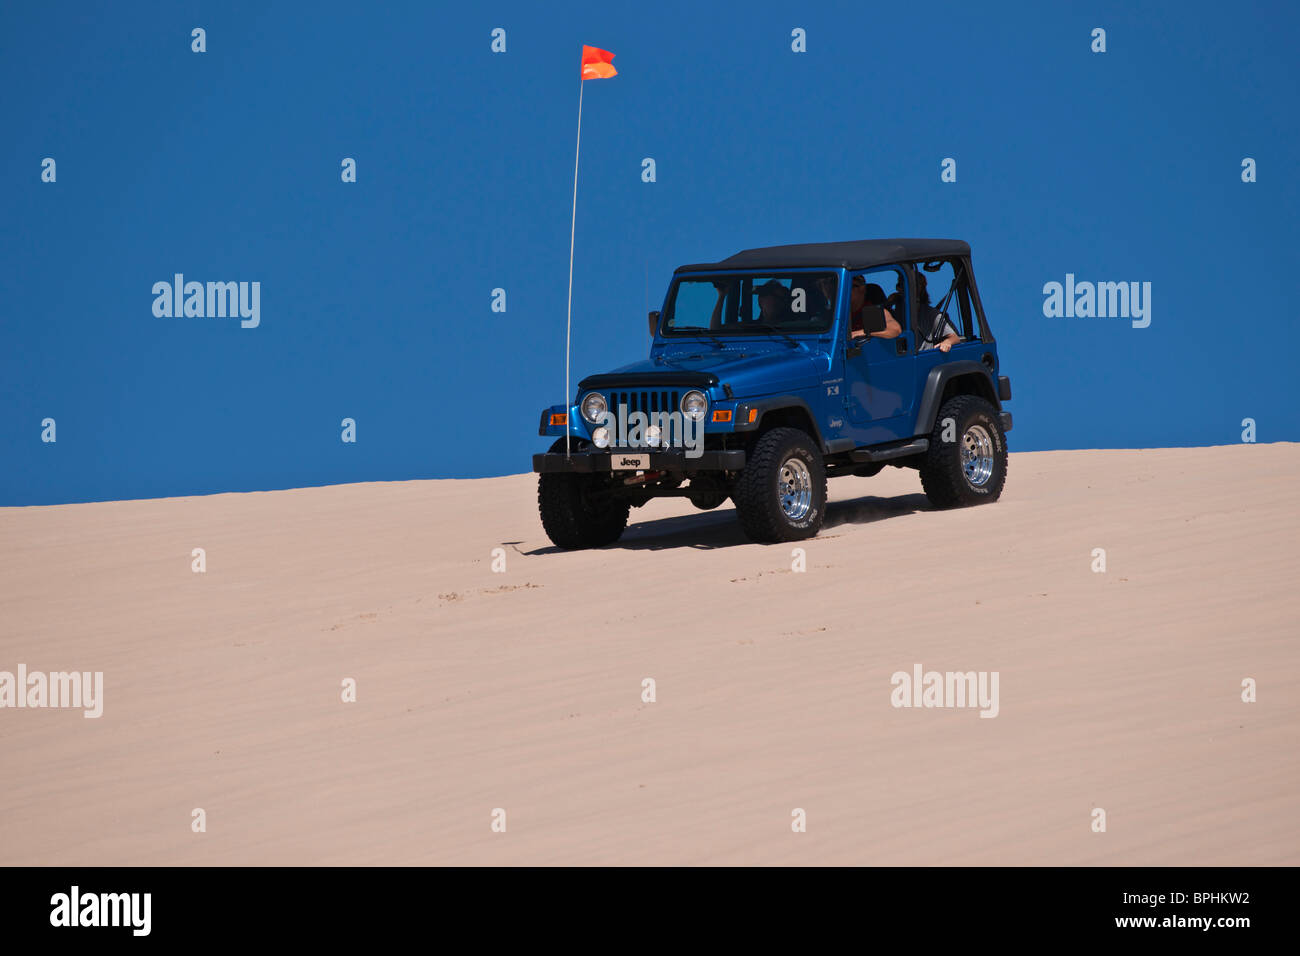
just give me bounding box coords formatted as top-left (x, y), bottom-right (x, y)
top-left (564, 72), bottom-right (584, 458)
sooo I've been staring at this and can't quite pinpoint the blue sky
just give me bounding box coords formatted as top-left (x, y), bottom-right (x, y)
top-left (2, 0), bottom-right (1297, 504)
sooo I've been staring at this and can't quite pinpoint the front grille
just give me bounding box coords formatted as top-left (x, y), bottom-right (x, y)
top-left (609, 390), bottom-right (680, 416)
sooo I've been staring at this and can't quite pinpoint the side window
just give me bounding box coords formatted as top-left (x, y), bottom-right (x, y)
top-left (915, 260), bottom-right (969, 345)
top-left (850, 266), bottom-right (907, 341)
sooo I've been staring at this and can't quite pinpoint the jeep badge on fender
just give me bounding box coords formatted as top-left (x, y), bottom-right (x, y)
top-left (532, 239), bottom-right (1012, 549)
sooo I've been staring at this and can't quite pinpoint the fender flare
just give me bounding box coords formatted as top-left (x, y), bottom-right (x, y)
top-left (731, 396), bottom-right (828, 452)
top-left (913, 361), bottom-right (1000, 436)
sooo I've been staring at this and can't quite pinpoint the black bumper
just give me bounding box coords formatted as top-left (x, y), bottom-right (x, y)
top-left (999, 411), bottom-right (1013, 432)
top-left (533, 449), bottom-right (746, 474)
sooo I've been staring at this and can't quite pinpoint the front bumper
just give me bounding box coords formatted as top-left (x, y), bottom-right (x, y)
top-left (533, 449), bottom-right (746, 474)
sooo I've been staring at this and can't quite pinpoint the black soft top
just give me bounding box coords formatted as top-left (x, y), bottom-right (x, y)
top-left (675, 238), bottom-right (970, 274)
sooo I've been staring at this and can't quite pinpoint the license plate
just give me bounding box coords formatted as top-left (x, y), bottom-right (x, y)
top-left (610, 453), bottom-right (650, 471)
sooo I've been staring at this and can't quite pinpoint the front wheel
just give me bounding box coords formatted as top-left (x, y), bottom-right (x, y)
top-left (537, 439), bottom-right (630, 549)
top-left (733, 427), bottom-right (827, 543)
top-left (918, 395), bottom-right (1008, 509)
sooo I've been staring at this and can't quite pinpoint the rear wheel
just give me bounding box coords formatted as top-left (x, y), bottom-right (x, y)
top-left (918, 395), bottom-right (1008, 508)
top-left (537, 439), bottom-right (630, 549)
top-left (733, 427), bottom-right (827, 543)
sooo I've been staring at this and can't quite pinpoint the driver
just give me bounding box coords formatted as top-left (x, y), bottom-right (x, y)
top-left (850, 276), bottom-right (902, 340)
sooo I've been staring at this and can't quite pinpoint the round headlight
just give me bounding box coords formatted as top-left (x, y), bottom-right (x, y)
top-left (681, 389), bottom-right (707, 422)
top-left (581, 392), bottom-right (607, 424)
top-left (645, 425), bottom-right (662, 447)
top-left (591, 426), bottom-right (610, 448)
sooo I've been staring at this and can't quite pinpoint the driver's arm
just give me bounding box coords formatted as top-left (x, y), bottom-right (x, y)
top-left (870, 308), bottom-right (902, 339)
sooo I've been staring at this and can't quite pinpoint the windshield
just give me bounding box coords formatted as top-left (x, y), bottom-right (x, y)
top-left (662, 272), bottom-right (838, 335)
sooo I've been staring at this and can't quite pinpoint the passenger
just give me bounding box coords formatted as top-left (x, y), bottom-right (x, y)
top-left (908, 273), bottom-right (962, 353)
top-left (752, 279), bottom-right (794, 324)
top-left (919, 311), bottom-right (962, 352)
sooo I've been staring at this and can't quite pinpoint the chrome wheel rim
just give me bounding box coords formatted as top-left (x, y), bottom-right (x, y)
top-left (778, 457), bottom-right (813, 520)
top-left (961, 424), bottom-right (995, 487)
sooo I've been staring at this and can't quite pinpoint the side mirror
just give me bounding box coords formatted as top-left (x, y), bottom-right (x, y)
top-left (647, 310), bottom-right (660, 336)
top-left (860, 305), bottom-right (886, 335)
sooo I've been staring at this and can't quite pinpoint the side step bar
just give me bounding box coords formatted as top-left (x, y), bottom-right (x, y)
top-left (849, 438), bottom-right (930, 464)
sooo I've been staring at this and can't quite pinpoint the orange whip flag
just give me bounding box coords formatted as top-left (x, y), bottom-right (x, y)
top-left (581, 45), bottom-right (617, 79)
top-left (565, 45), bottom-right (617, 455)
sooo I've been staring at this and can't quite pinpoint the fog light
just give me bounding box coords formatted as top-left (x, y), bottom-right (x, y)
top-left (592, 426), bottom-right (610, 448)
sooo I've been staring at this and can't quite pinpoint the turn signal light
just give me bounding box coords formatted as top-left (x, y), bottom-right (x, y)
top-left (712, 409), bottom-right (732, 422)
top-left (550, 413), bottom-right (568, 426)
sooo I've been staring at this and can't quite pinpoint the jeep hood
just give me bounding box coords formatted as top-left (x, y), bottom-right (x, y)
top-left (586, 341), bottom-right (830, 398)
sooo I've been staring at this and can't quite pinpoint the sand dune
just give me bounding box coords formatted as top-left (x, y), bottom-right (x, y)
top-left (1, 443), bottom-right (1297, 865)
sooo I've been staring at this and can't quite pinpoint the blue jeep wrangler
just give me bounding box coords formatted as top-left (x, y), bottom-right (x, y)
top-left (533, 239), bottom-right (1012, 548)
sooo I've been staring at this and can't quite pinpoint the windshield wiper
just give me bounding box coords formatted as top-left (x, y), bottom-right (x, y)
top-left (748, 323), bottom-right (802, 347)
top-left (669, 327), bottom-right (726, 349)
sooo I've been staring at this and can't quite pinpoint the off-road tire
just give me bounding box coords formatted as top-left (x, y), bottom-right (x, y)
top-left (918, 395), bottom-right (1008, 509)
top-left (537, 439), bottom-right (630, 549)
top-left (733, 427), bottom-right (827, 543)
